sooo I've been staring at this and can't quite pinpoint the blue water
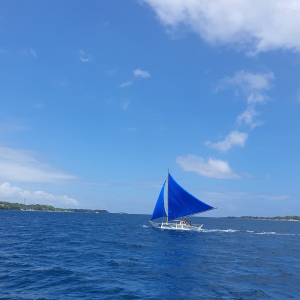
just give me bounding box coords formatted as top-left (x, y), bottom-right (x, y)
top-left (0, 211), bottom-right (299, 299)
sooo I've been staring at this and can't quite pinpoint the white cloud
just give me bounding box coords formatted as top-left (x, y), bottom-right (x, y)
top-left (247, 93), bottom-right (269, 105)
top-left (84, 178), bottom-right (162, 190)
top-left (78, 50), bottom-right (92, 62)
top-left (0, 122), bottom-right (28, 133)
top-left (20, 48), bottom-right (37, 58)
top-left (241, 172), bottom-right (253, 179)
top-left (176, 155), bottom-right (240, 179)
top-left (105, 97), bottom-right (114, 106)
top-left (205, 131), bottom-right (248, 152)
top-left (122, 101), bottom-right (130, 110)
top-left (192, 189), bottom-right (297, 217)
top-left (59, 78), bottom-right (69, 87)
top-left (34, 102), bottom-right (44, 109)
top-left (119, 81), bottom-right (132, 88)
top-left (218, 71), bottom-right (274, 92)
top-left (29, 48), bottom-right (37, 58)
top-left (236, 107), bottom-right (262, 129)
top-left (141, 0), bottom-right (300, 54)
top-left (133, 68), bottom-right (151, 78)
top-left (297, 89), bottom-right (300, 103)
top-left (0, 182), bottom-right (78, 206)
top-left (219, 71), bottom-right (274, 130)
top-left (207, 71), bottom-right (273, 151)
top-left (0, 147), bottom-right (76, 183)
top-left (106, 68), bottom-right (118, 76)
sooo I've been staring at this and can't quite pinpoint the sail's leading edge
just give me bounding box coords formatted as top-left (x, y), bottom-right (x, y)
top-left (150, 181), bottom-right (166, 220)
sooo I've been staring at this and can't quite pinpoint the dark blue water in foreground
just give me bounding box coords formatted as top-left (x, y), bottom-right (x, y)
top-left (0, 211), bottom-right (299, 299)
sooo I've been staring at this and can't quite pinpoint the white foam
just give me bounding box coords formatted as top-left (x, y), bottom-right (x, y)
top-left (200, 229), bottom-right (296, 236)
top-left (254, 231), bottom-right (295, 235)
top-left (280, 233), bottom-right (296, 236)
top-left (146, 225), bottom-right (297, 236)
top-left (201, 229), bottom-right (238, 233)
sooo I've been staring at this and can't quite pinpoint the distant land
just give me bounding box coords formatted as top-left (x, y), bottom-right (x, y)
top-left (0, 201), bottom-right (108, 213)
top-left (227, 216), bottom-right (300, 221)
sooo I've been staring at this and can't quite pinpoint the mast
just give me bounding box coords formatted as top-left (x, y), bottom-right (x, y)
top-left (166, 169), bottom-right (169, 223)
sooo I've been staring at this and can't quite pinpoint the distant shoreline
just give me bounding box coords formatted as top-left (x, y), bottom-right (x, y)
top-left (226, 216), bottom-right (300, 221)
top-left (0, 201), bottom-right (108, 213)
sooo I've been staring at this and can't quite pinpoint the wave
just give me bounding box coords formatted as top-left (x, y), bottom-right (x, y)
top-left (143, 225), bottom-right (298, 235)
top-left (201, 229), bottom-right (238, 233)
top-left (254, 232), bottom-right (296, 236)
top-left (203, 230), bottom-right (296, 235)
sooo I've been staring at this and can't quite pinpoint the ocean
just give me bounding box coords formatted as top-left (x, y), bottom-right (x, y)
top-left (0, 211), bottom-right (299, 299)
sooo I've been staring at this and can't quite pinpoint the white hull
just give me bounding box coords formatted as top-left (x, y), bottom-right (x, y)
top-left (149, 221), bottom-right (203, 231)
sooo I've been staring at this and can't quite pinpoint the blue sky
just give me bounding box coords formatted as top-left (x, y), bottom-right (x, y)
top-left (1, 0), bottom-right (300, 217)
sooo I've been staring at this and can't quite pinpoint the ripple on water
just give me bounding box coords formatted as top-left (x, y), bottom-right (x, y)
top-left (0, 211), bottom-right (299, 299)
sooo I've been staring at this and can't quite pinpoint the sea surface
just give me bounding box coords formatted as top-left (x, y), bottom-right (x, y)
top-left (0, 211), bottom-right (299, 299)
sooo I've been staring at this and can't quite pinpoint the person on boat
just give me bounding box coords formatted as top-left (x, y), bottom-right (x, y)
top-left (184, 217), bottom-right (188, 224)
top-left (189, 221), bottom-right (192, 226)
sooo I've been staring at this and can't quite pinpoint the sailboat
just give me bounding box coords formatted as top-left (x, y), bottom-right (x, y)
top-left (150, 171), bottom-right (216, 231)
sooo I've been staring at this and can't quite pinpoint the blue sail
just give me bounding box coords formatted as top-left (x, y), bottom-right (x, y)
top-left (151, 181), bottom-right (166, 220)
top-left (168, 174), bottom-right (214, 221)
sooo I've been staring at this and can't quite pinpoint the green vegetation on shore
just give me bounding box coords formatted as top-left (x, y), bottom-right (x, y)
top-left (0, 201), bottom-right (108, 213)
top-left (227, 216), bottom-right (300, 221)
